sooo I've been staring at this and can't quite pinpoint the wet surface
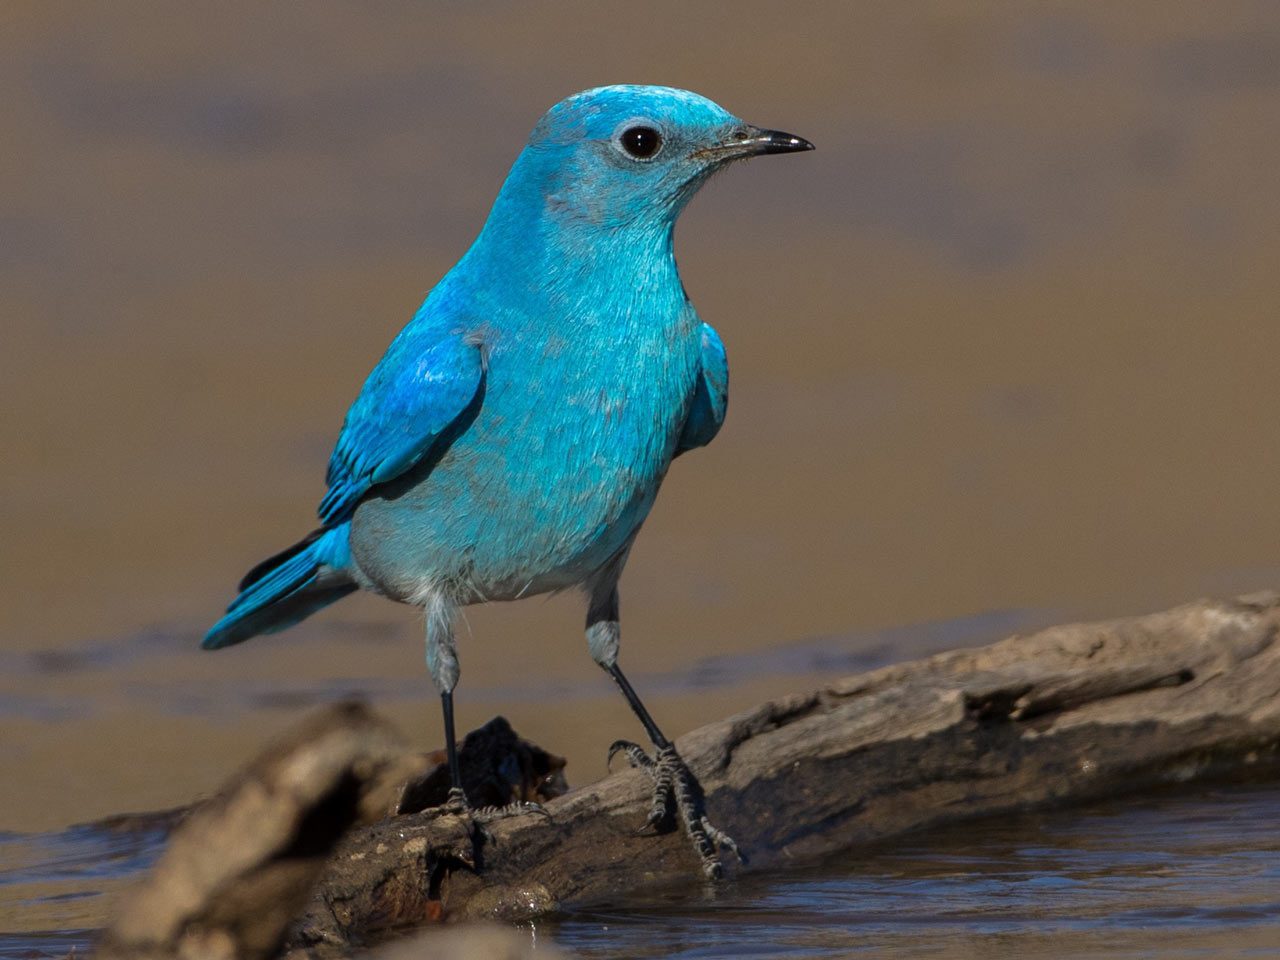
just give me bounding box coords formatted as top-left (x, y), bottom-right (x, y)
top-left (3, 1), bottom-right (1280, 951)
top-left (3, 778), bottom-right (1278, 958)
top-left (0, 822), bottom-right (163, 958)
top-left (545, 782), bottom-right (1280, 959)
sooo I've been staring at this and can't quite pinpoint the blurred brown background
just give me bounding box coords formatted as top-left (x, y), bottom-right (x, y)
top-left (2, 1), bottom-right (1279, 831)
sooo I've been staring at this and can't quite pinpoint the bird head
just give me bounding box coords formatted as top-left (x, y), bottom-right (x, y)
top-left (498, 85), bottom-right (813, 234)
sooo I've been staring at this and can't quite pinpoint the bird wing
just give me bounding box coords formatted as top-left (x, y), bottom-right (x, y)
top-left (675, 322), bottom-right (729, 456)
top-left (318, 326), bottom-right (485, 525)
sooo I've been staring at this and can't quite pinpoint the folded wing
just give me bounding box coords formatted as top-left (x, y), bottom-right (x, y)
top-left (319, 326), bottom-right (486, 525)
top-left (675, 322), bottom-right (729, 456)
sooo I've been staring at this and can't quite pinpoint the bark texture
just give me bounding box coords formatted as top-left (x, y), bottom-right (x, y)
top-left (100, 593), bottom-right (1280, 958)
top-left (290, 592), bottom-right (1280, 952)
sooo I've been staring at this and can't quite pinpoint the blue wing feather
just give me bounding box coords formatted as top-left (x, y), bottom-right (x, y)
top-left (675, 322), bottom-right (728, 455)
top-left (318, 325), bottom-right (485, 525)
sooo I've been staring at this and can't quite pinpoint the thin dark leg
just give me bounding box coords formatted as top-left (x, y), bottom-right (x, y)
top-left (606, 663), bottom-right (670, 750)
top-left (586, 571), bottom-right (741, 879)
top-left (434, 688), bottom-right (546, 826)
top-left (425, 603), bottom-right (543, 830)
top-left (441, 690), bottom-right (463, 793)
top-left (602, 663), bottom-right (742, 879)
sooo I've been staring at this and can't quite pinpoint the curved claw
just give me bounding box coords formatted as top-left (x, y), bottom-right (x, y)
top-left (606, 739), bottom-right (630, 768)
top-left (607, 739), bottom-right (655, 771)
top-left (634, 808), bottom-right (675, 839)
top-left (604, 737), bottom-right (742, 880)
top-left (699, 816), bottom-right (744, 864)
top-left (718, 833), bottom-right (745, 865)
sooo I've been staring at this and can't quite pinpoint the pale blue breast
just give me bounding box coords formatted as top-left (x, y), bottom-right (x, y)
top-left (347, 300), bottom-right (702, 604)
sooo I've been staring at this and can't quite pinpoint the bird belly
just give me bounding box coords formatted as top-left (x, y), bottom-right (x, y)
top-left (349, 434), bottom-right (662, 604)
top-left (347, 339), bottom-right (697, 605)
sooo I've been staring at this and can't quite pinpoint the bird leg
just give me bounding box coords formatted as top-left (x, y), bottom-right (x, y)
top-left (604, 663), bottom-right (743, 880)
top-left (423, 691), bottom-right (546, 833)
top-left (422, 607), bottom-right (544, 836)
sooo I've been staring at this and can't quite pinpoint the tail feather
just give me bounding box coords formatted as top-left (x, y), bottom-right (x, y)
top-left (203, 524), bottom-right (355, 650)
top-left (237, 528), bottom-right (328, 592)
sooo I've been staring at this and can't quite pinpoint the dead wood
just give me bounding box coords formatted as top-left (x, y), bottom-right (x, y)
top-left (96, 708), bottom-right (565, 960)
top-left (97, 592), bottom-right (1280, 959)
top-left (287, 592), bottom-right (1280, 953)
top-left (97, 703), bottom-right (423, 960)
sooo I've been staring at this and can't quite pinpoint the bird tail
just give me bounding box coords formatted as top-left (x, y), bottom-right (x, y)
top-left (202, 524), bottom-right (357, 650)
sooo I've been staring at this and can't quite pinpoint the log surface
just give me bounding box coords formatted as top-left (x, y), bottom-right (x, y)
top-left (287, 592), bottom-right (1280, 952)
top-left (98, 703), bottom-right (424, 960)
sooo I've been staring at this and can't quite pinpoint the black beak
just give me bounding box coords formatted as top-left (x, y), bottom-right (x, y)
top-left (705, 125), bottom-right (815, 160)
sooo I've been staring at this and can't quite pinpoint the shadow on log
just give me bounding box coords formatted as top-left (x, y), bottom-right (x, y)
top-left (291, 592), bottom-right (1280, 953)
top-left (101, 592), bottom-right (1280, 958)
top-left (96, 709), bottom-right (563, 960)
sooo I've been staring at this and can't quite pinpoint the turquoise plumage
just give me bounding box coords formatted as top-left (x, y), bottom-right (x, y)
top-left (204, 85), bottom-right (811, 877)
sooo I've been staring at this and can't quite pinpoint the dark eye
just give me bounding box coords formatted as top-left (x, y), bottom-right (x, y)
top-left (620, 126), bottom-right (662, 160)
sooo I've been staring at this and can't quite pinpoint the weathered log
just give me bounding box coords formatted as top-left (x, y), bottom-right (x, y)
top-left (288, 592), bottom-right (1280, 953)
top-left (97, 703), bottom-right (424, 960)
top-left (96, 708), bottom-right (565, 960)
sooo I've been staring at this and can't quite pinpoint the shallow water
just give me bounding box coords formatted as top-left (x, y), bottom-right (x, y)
top-left (545, 783), bottom-right (1280, 959)
top-left (0, 822), bottom-right (164, 958)
top-left (4, 779), bottom-right (1278, 958)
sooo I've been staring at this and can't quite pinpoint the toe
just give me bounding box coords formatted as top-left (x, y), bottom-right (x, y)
top-left (607, 739), bottom-right (654, 771)
top-left (472, 800), bottom-right (549, 824)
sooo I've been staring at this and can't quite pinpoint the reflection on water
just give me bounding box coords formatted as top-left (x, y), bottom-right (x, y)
top-left (545, 783), bottom-right (1280, 960)
top-left (0, 822), bottom-right (164, 958)
top-left (3, 782), bottom-right (1277, 959)
top-left (0, 610), bottom-right (1041, 951)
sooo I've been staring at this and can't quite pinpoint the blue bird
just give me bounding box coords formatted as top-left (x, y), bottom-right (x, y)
top-left (205, 85), bottom-right (812, 878)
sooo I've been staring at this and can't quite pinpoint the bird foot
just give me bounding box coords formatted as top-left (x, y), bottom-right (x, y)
top-left (423, 786), bottom-right (548, 840)
top-left (608, 740), bottom-right (743, 879)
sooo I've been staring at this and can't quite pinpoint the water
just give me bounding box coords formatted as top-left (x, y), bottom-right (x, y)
top-left (545, 784), bottom-right (1280, 959)
top-left (0, 824), bottom-right (164, 959)
top-left (4, 782), bottom-right (1278, 958)
top-left (3, 2), bottom-right (1280, 955)
top-left (5, 0), bottom-right (1280, 830)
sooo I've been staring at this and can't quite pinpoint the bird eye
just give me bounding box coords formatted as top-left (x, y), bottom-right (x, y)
top-left (619, 126), bottom-right (663, 160)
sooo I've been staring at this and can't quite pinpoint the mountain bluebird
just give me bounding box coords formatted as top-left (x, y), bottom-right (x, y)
top-left (205, 85), bottom-right (812, 878)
